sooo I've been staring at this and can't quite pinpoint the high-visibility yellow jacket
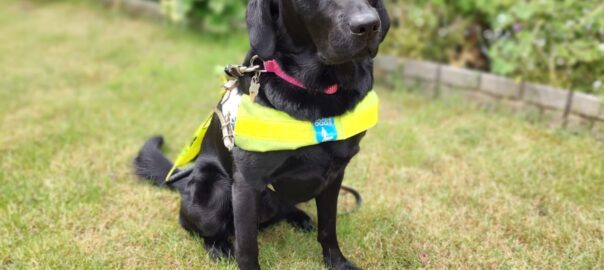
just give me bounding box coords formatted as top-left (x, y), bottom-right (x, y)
top-left (166, 90), bottom-right (379, 181)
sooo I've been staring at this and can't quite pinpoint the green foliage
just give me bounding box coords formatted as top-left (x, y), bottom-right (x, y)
top-left (383, 0), bottom-right (513, 61)
top-left (489, 1), bottom-right (604, 93)
top-left (384, 0), bottom-right (604, 95)
top-left (161, 0), bottom-right (245, 32)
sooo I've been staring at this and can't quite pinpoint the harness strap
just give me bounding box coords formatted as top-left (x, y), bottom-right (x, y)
top-left (214, 107), bottom-right (235, 151)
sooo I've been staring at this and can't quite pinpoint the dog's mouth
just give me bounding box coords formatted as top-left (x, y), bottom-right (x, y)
top-left (318, 48), bottom-right (375, 66)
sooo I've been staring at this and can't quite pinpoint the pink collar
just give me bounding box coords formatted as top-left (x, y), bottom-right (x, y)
top-left (263, 60), bottom-right (338, 94)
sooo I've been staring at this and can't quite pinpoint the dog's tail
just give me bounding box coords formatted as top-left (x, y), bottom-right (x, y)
top-left (133, 136), bottom-right (175, 188)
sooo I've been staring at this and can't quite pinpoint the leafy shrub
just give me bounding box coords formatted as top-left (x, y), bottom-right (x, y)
top-left (161, 0), bottom-right (245, 32)
top-left (488, 1), bottom-right (604, 94)
top-left (384, 0), bottom-right (604, 95)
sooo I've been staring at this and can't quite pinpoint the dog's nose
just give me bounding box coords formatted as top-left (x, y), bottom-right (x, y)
top-left (349, 13), bottom-right (380, 36)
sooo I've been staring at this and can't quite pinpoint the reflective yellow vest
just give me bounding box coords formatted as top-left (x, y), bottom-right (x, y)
top-left (166, 91), bottom-right (379, 181)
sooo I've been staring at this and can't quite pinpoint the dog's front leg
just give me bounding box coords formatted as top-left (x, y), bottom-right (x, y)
top-left (232, 171), bottom-right (261, 270)
top-left (316, 172), bottom-right (360, 270)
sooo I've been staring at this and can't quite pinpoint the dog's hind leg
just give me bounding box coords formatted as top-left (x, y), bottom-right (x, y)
top-left (177, 156), bottom-right (235, 261)
top-left (284, 207), bottom-right (315, 232)
top-left (257, 205), bottom-right (314, 232)
top-left (179, 213), bottom-right (234, 261)
top-left (203, 235), bottom-right (234, 261)
top-left (257, 190), bottom-right (315, 232)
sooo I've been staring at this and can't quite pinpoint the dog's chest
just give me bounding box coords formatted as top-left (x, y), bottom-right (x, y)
top-left (234, 136), bottom-right (363, 203)
top-left (269, 156), bottom-right (348, 203)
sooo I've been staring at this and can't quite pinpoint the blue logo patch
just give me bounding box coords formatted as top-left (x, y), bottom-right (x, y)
top-left (314, 117), bottom-right (338, 143)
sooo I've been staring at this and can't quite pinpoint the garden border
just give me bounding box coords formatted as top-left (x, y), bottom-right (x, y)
top-left (100, 0), bottom-right (603, 140)
top-left (100, 0), bottom-right (163, 21)
top-left (375, 55), bottom-right (604, 140)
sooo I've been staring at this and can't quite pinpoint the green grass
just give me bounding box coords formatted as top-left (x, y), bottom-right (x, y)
top-left (1, 1), bottom-right (603, 269)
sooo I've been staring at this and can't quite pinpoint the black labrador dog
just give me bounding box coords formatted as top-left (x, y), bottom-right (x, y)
top-left (134, 0), bottom-right (389, 269)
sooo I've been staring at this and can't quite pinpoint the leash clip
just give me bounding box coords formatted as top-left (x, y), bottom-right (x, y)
top-left (248, 55), bottom-right (263, 101)
top-left (223, 55), bottom-right (265, 101)
top-left (249, 72), bottom-right (261, 101)
top-left (224, 64), bottom-right (261, 78)
top-left (249, 55), bottom-right (265, 71)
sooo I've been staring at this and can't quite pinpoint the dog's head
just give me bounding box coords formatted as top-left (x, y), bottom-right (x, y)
top-left (247, 0), bottom-right (390, 65)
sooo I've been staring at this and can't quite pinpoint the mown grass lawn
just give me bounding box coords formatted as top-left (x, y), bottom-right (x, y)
top-left (1, 1), bottom-right (603, 269)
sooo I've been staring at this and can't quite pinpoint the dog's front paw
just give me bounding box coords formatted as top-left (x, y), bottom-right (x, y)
top-left (286, 209), bottom-right (315, 232)
top-left (325, 259), bottom-right (361, 270)
top-left (323, 249), bottom-right (361, 270)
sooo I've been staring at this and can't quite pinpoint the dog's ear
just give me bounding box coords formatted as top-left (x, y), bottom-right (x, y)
top-left (376, 0), bottom-right (390, 42)
top-left (246, 0), bottom-right (276, 59)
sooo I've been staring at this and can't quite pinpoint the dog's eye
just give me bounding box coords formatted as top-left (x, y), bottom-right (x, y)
top-left (367, 0), bottom-right (378, 7)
